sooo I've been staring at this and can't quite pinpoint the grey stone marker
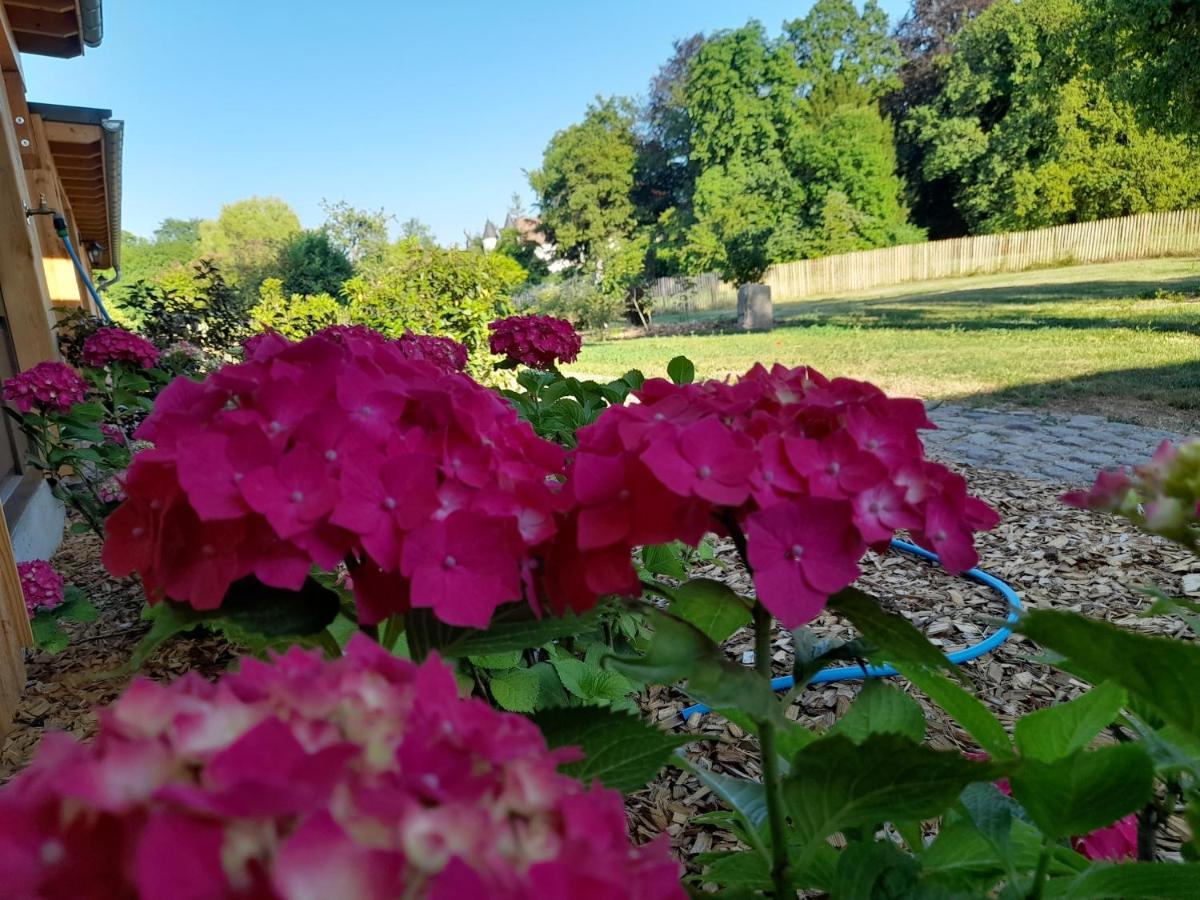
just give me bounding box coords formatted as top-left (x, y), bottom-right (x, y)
top-left (737, 283), bottom-right (773, 331)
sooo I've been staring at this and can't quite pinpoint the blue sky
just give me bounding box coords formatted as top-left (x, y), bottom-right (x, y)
top-left (23, 0), bottom-right (910, 244)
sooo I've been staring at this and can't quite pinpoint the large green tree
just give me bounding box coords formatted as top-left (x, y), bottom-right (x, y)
top-left (529, 97), bottom-right (647, 295)
top-left (886, 0), bottom-right (996, 237)
top-left (672, 19), bottom-right (920, 283)
top-left (636, 34), bottom-right (705, 232)
top-left (785, 0), bottom-right (901, 112)
top-left (673, 23), bottom-right (806, 283)
top-left (320, 199), bottom-right (392, 266)
top-left (909, 0), bottom-right (1200, 232)
top-left (198, 197), bottom-right (301, 291)
top-left (789, 106), bottom-right (926, 254)
top-left (277, 230), bottom-right (354, 299)
top-left (1085, 0), bottom-right (1200, 137)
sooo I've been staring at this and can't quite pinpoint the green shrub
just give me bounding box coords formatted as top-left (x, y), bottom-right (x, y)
top-left (344, 239), bottom-right (526, 376)
top-left (120, 259), bottom-right (252, 357)
top-left (250, 278), bottom-right (343, 340)
top-left (520, 276), bottom-right (624, 331)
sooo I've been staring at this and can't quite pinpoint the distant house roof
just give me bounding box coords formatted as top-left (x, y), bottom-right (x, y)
top-left (3, 0), bottom-right (103, 58)
top-left (28, 102), bottom-right (123, 271)
top-left (482, 219), bottom-right (499, 240)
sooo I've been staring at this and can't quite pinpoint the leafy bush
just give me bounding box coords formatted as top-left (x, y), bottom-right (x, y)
top-left (2, 354), bottom-right (151, 538)
top-left (250, 278), bottom-right (343, 339)
top-left (344, 239), bottom-right (526, 376)
top-left (119, 259), bottom-right (253, 357)
top-left (276, 229), bottom-right (353, 297)
top-left (519, 275), bottom-right (625, 330)
top-left (19, 560), bottom-right (97, 654)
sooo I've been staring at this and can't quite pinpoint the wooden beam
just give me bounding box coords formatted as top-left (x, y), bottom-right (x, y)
top-left (5, 6), bottom-right (78, 39)
top-left (0, 499), bottom-right (31, 740)
top-left (0, 65), bottom-right (57, 367)
top-left (23, 115), bottom-right (83, 308)
top-left (2, 72), bottom-right (36, 169)
top-left (0, 4), bottom-right (23, 81)
top-left (42, 120), bottom-right (99, 145)
top-left (6, 2), bottom-right (77, 11)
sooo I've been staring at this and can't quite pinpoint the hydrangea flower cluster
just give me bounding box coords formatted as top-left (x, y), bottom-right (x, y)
top-left (1, 361), bottom-right (87, 413)
top-left (553, 364), bottom-right (998, 626)
top-left (162, 340), bottom-right (201, 360)
top-left (80, 326), bottom-right (161, 370)
top-left (18, 559), bottom-right (64, 616)
top-left (1066, 439), bottom-right (1200, 549)
top-left (397, 329), bottom-right (469, 373)
top-left (0, 637), bottom-right (683, 899)
top-left (103, 327), bottom-right (568, 627)
top-left (98, 475), bottom-right (126, 505)
top-left (489, 314), bottom-right (582, 370)
top-left (100, 423), bottom-right (127, 445)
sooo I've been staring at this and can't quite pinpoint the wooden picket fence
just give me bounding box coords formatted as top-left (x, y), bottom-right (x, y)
top-left (652, 208), bottom-right (1200, 312)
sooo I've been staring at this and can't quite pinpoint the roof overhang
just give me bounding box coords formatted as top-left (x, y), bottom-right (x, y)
top-left (28, 102), bottom-right (121, 271)
top-left (2, 1), bottom-right (102, 59)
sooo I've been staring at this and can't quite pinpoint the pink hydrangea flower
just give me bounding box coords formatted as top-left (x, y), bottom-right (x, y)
top-left (242, 330), bottom-right (289, 359)
top-left (80, 327), bottom-right (160, 369)
top-left (99, 423), bottom-right (127, 445)
top-left (746, 500), bottom-right (865, 626)
top-left (103, 326), bottom-right (568, 629)
top-left (1071, 816), bottom-right (1138, 861)
top-left (2, 361), bottom-right (87, 413)
top-left (1065, 439), bottom-right (1200, 547)
top-left (397, 330), bottom-right (469, 373)
top-left (0, 638), bottom-right (684, 899)
top-left (18, 560), bottom-right (65, 616)
top-left (555, 363), bottom-right (998, 627)
top-left (162, 340), bottom-right (201, 360)
top-left (489, 315), bottom-right (582, 369)
top-left (975, 759), bottom-right (1137, 863)
top-left (98, 475), bottom-right (126, 505)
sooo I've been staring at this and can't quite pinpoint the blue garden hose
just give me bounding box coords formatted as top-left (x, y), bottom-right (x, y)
top-left (679, 537), bottom-right (1023, 718)
top-left (55, 215), bottom-right (113, 324)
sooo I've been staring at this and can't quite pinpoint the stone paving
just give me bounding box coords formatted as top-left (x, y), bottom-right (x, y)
top-left (923, 404), bottom-right (1185, 484)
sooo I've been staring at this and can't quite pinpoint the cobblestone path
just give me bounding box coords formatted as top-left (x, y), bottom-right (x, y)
top-left (923, 404), bottom-right (1185, 484)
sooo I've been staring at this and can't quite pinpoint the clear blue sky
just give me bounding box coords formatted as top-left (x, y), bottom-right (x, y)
top-left (23, 0), bottom-right (910, 245)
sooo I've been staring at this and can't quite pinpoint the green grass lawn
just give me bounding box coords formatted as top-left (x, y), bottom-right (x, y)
top-left (567, 258), bottom-right (1200, 429)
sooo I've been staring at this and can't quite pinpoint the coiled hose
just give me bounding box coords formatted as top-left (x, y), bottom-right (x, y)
top-left (680, 537), bottom-right (1023, 718)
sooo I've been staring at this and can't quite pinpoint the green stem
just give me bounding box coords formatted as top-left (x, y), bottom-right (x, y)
top-left (754, 600), bottom-right (791, 899)
top-left (381, 614), bottom-right (405, 652)
top-left (1028, 841), bottom-right (1052, 900)
top-left (314, 628), bottom-right (343, 659)
top-left (1136, 799), bottom-right (1160, 862)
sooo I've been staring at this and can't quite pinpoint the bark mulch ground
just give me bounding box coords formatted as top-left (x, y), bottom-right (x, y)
top-left (1, 465), bottom-right (1193, 866)
top-left (0, 528), bottom-right (235, 781)
top-left (629, 466), bottom-right (1196, 866)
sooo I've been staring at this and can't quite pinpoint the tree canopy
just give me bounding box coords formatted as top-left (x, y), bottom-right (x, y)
top-left (277, 230), bottom-right (354, 299)
top-left (908, 0), bottom-right (1200, 232)
top-left (197, 197), bottom-right (302, 288)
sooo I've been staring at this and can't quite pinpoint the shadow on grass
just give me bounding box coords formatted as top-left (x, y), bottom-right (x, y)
top-left (652, 273), bottom-right (1200, 337)
top-left (949, 360), bottom-right (1200, 430)
top-left (771, 276), bottom-right (1200, 337)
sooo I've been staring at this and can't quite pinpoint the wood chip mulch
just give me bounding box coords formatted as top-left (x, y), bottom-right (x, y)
top-left (1, 465), bottom-right (1194, 868)
top-left (628, 465), bottom-right (1197, 869)
top-left (0, 527), bottom-right (235, 782)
